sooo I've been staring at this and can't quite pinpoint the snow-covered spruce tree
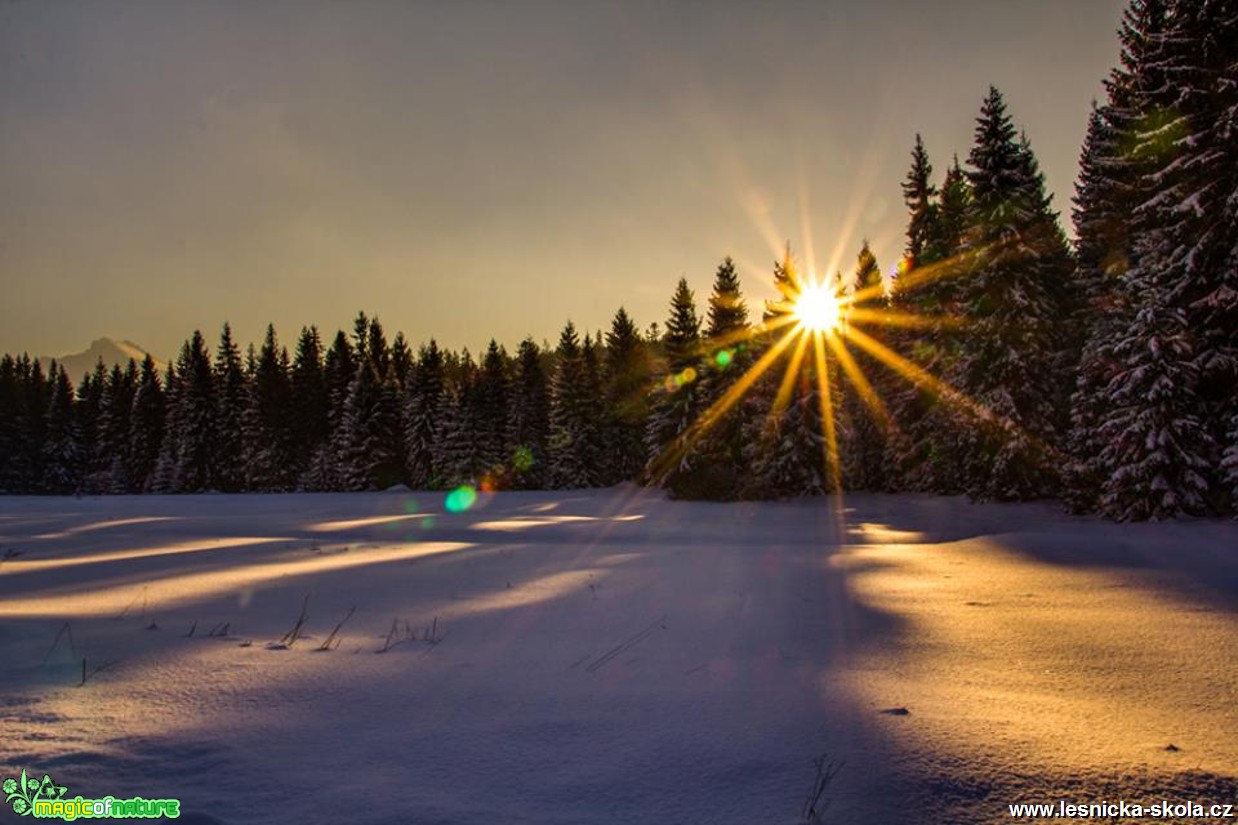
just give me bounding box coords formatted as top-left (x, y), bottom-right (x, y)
top-left (473, 340), bottom-right (510, 485)
top-left (1066, 1), bottom-right (1172, 510)
top-left (289, 326), bottom-right (328, 484)
top-left (1066, 107), bottom-right (1137, 509)
top-left (0, 355), bottom-right (50, 492)
top-left (241, 325), bottom-right (295, 491)
top-left (952, 87), bottom-right (1074, 501)
top-left (740, 248), bottom-right (825, 499)
top-left (337, 359), bottom-right (402, 491)
top-left (126, 354), bottom-right (165, 493)
top-left (644, 280), bottom-right (704, 495)
top-left (150, 362), bottom-right (180, 494)
top-left (1095, 0), bottom-right (1237, 518)
top-left (886, 142), bottom-right (970, 494)
top-left (167, 331), bottom-right (216, 493)
top-left (580, 333), bottom-right (606, 483)
top-left (72, 361), bottom-right (106, 488)
top-left (677, 258), bottom-right (751, 499)
top-left (434, 352), bottom-right (480, 488)
top-left (404, 339), bottom-right (446, 489)
top-left (0, 356), bottom-right (21, 493)
top-left (507, 337), bottom-right (551, 489)
top-left (212, 323), bottom-right (246, 492)
top-left (389, 331), bottom-right (414, 388)
top-left (23, 358), bottom-right (49, 493)
top-left (548, 322), bottom-right (596, 488)
top-left (902, 134), bottom-right (940, 270)
top-left (93, 361), bottom-right (138, 493)
top-left (841, 242), bottom-right (890, 491)
top-left (601, 307), bottom-right (651, 486)
top-left (41, 365), bottom-right (81, 495)
top-left (303, 330), bottom-right (355, 491)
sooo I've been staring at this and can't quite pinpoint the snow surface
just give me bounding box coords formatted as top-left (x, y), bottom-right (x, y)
top-left (0, 489), bottom-right (1234, 823)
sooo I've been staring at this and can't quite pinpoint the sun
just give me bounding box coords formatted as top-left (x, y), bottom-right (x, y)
top-left (794, 284), bottom-right (842, 332)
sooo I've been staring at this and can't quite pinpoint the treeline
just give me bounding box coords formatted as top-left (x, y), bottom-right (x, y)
top-left (1, 0), bottom-right (1234, 519)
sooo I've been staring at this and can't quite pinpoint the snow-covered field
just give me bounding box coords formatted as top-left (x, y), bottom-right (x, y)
top-left (1, 490), bottom-right (1234, 823)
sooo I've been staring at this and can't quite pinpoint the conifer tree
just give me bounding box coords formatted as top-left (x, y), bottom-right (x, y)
top-left (19, 358), bottom-right (50, 491)
top-left (1094, 0), bottom-right (1237, 517)
top-left (151, 362), bottom-right (181, 494)
top-left (741, 249), bottom-right (825, 498)
top-left (390, 331), bottom-right (413, 387)
top-left (169, 331), bottom-right (216, 493)
top-left (601, 308), bottom-right (651, 485)
top-left (243, 325), bottom-right (294, 491)
top-left (473, 340), bottom-right (510, 485)
top-left (290, 326), bottom-right (328, 483)
top-left (953, 87), bottom-right (1073, 501)
top-left (581, 333), bottom-right (606, 478)
top-left (435, 352), bottom-right (479, 487)
top-left (841, 242), bottom-right (889, 491)
top-left (41, 365), bottom-right (80, 495)
top-left (212, 323), bottom-right (246, 492)
top-left (405, 340), bottom-right (446, 489)
top-left (305, 330), bottom-right (356, 490)
top-left (902, 134), bottom-right (939, 268)
top-left (507, 337), bottom-right (551, 489)
top-left (91, 362), bottom-right (138, 493)
top-left (73, 360), bottom-right (107, 486)
top-left (549, 322), bottom-right (595, 488)
top-left (680, 259), bottom-right (751, 499)
top-left (645, 280), bottom-right (703, 493)
top-left (126, 355), bottom-right (165, 492)
top-left (338, 359), bottom-right (402, 490)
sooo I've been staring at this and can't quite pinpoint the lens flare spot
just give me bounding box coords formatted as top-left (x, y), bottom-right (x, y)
top-left (715, 349), bottom-right (733, 367)
top-left (445, 486), bottom-right (478, 514)
top-left (512, 446), bottom-right (535, 472)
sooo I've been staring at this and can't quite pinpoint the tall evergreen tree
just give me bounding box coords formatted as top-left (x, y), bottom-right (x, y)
top-left (644, 280), bottom-right (703, 493)
top-left (473, 340), bottom-right (510, 485)
top-left (390, 331), bottom-right (414, 387)
top-left (902, 134), bottom-right (939, 268)
top-left (338, 359), bottom-right (402, 490)
top-left (243, 324), bottom-right (294, 491)
top-left (841, 242), bottom-right (890, 491)
top-left (73, 360), bottom-right (107, 487)
top-left (1094, 0), bottom-right (1238, 517)
top-left (305, 330), bottom-right (356, 490)
top-left (290, 326), bottom-right (328, 483)
top-left (41, 365), bottom-right (80, 494)
top-left (434, 352), bottom-right (479, 487)
top-left (741, 249), bottom-right (826, 498)
top-left (679, 260), bottom-right (751, 499)
top-left (169, 332), bottom-right (216, 493)
top-left (952, 87), bottom-right (1074, 501)
top-left (507, 337), bottom-right (551, 489)
top-left (151, 362), bottom-right (181, 494)
top-left (405, 340), bottom-right (446, 489)
top-left (549, 322), bottom-right (595, 488)
top-left (601, 308), bottom-right (651, 485)
top-left (212, 323), bottom-right (246, 492)
top-left (126, 355), bottom-right (165, 492)
top-left (91, 362), bottom-right (138, 493)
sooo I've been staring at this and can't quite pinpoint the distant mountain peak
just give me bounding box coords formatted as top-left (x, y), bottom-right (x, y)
top-left (38, 337), bottom-right (166, 382)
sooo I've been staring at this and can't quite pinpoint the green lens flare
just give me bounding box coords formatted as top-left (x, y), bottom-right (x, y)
top-left (444, 486), bottom-right (478, 513)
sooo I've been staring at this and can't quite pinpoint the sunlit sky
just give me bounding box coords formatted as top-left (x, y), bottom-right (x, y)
top-left (1, 0), bottom-right (1126, 362)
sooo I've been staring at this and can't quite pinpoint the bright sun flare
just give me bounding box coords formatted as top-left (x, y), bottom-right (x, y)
top-left (794, 285), bottom-right (842, 332)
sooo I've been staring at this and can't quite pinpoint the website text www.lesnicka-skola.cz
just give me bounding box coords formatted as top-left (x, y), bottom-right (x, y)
top-left (1008, 800), bottom-right (1235, 819)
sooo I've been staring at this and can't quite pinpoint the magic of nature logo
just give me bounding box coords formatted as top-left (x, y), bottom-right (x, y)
top-left (3, 769), bottom-right (180, 820)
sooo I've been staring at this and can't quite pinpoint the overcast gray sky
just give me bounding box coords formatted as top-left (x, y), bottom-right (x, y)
top-left (1, 0), bottom-right (1128, 361)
